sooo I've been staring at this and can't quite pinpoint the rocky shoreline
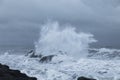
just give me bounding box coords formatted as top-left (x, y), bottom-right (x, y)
top-left (0, 63), bottom-right (37, 80)
top-left (0, 63), bottom-right (97, 80)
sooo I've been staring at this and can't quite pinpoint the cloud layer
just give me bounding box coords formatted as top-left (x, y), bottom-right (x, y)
top-left (0, 0), bottom-right (120, 48)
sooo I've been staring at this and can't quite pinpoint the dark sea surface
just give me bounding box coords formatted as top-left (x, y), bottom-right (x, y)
top-left (0, 45), bottom-right (34, 55)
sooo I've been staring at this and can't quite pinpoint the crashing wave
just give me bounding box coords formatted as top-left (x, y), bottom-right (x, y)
top-left (0, 22), bottom-right (120, 80)
top-left (35, 21), bottom-right (96, 59)
top-left (88, 48), bottom-right (120, 59)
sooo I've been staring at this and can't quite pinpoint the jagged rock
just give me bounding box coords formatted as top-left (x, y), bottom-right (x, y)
top-left (77, 76), bottom-right (96, 80)
top-left (40, 55), bottom-right (55, 63)
top-left (0, 63), bottom-right (37, 80)
top-left (26, 50), bottom-right (42, 58)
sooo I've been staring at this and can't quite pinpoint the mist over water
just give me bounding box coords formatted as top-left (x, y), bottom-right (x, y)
top-left (35, 21), bottom-right (96, 58)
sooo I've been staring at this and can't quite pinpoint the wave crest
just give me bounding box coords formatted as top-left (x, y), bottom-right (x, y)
top-left (35, 21), bottom-right (96, 58)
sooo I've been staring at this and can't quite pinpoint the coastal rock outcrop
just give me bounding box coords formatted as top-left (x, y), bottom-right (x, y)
top-left (0, 63), bottom-right (37, 80)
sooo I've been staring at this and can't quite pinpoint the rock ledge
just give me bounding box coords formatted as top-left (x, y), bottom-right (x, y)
top-left (0, 63), bottom-right (37, 80)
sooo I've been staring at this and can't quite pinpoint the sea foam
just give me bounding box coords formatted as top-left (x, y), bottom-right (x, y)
top-left (35, 21), bottom-right (96, 58)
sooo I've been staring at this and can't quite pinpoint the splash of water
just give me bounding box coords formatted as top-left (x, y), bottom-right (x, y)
top-left (35, 21), bottom-right (96, 58)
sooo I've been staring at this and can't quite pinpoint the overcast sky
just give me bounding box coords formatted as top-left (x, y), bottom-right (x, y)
top-left (0, 0), bottom-right (120, 48)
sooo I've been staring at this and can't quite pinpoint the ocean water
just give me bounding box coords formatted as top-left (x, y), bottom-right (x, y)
top-left (0, 21), bottom-right (120, 80)
top-left (0, 45), bottom-right (34, 55)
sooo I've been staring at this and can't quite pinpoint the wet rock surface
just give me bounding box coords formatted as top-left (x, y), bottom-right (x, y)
top-left (0, 63), bottom-right (37, 80)
top-left (40, 55), bottom-right (55, 63)
top-left (77, 76), bottom-right (96, 80)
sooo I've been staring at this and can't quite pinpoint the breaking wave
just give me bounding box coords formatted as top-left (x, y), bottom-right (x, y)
top-left (35, 21), bottom-right (96, 58)
top-left (1, 21), bottom-right (120, 80)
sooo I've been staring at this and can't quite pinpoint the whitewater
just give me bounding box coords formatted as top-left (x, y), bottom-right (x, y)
top-left (0, 22), bottom-right (120, 80)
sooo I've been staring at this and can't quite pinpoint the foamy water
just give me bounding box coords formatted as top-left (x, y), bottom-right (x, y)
top-left (0, 21), bottom-right (120, 80)
top-left (35, 21), bottom-right (96, 58)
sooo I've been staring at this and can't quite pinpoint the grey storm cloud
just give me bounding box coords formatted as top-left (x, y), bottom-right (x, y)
top-left (0, 0), bottom-right (119, 22)
top-left (0, 0), bottom-right (120, 48)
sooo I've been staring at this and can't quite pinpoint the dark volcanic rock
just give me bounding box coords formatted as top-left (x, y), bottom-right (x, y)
top-left (40, 55), bottom-right (55, 63)
top-left (26, 50), bottom-right (42, 58)
top-left (0, 63), bottom-right (37, 80)
top-left (77, 76), bottom-right (96, 80)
